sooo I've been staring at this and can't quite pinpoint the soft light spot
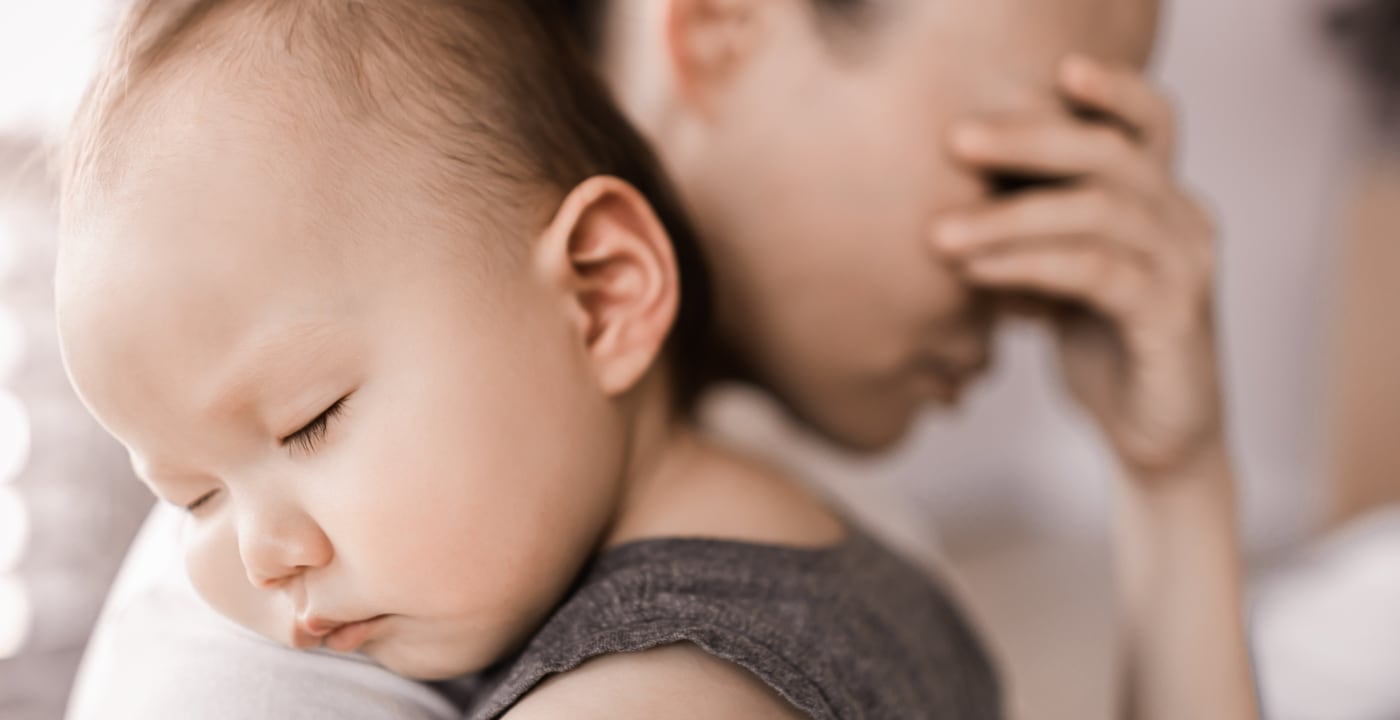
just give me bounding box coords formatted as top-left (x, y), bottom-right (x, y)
top-left (0, 1), bottom-right (105, 137)
top-left (0, 221), bottom-right (16, 282)
top-left (0, 487), bottom-right (26, 573)
top-left (0, 306), bottom-right (24, 384)
top-left (0, 391), bottom-right (30, 484)
top-left (0, 574), bottom-right (30, 660)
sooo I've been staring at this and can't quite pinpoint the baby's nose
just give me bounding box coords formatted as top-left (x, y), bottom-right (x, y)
top-left (236, 503), bottom-right (334, 589)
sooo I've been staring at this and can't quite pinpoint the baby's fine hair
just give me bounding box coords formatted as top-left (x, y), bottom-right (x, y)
top-left (62, 0), bottom-right (715, 403)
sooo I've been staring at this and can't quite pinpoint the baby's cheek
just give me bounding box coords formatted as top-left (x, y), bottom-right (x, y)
top-left (184, 519), bottom-right (292, 644)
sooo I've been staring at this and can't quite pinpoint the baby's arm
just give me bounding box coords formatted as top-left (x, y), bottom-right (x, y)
top-left (67, 504), bottom-right (459, 720)
top-left (934, 56), bottom-right (1258, 719)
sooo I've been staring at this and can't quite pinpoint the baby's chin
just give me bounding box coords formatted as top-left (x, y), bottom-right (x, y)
top-left (361, 635), bottom-right (495, 681)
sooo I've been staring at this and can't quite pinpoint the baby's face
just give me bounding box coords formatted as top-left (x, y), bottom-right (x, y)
top-left (630, 0), bottom-right (1160, 449)
top-left (57, 83), bottom-right (628, 679)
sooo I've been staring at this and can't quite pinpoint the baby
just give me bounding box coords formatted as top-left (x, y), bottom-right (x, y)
top-left (55, 1), bottom-right (998, 717)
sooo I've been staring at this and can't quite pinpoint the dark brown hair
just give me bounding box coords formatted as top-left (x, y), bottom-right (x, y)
top-left (1331, 0), bottom-right (1400, 129)
top-left (534, 0), bottom-right (876, 57)
top-left (64, 0), bottom-right (715, 408)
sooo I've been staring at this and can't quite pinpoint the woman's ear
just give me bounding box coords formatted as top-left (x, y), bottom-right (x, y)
top-left (536, 176), bottom-right (680, 397)
top-left (662, 0), bottom-right (768, 113)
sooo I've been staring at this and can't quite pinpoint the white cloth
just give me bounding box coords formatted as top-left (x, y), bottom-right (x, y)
top-left (65, 504), bottom-right (459, 720)
top-left (1253, 506), bottom-right (1400, 720)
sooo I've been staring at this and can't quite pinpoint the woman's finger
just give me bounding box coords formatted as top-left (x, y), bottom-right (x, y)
top-left (1058, 54), bottom-right (1176, 164)
top-left (949, 114), bottom-right (1161, 192)
top-left (933, 186), bottom-right (1164, 261)
top-left (957, 239), bottom-right (1155, 322)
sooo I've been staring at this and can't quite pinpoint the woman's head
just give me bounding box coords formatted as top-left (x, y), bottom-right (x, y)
top-left (551, 0), bottom-right (1161, 450)
top-left (57, 0), bottom-right (703, 679)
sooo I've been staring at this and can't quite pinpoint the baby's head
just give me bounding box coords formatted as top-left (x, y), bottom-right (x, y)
top-left (57, 0), bottom-right (705, 679)
top-left (559, 0), bottom-right (1161, 449)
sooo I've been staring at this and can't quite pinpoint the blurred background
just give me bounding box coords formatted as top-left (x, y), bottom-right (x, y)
top-left (0, 4), bottom-right (157, 718)
top-left (0, 0), bottom-right (1396, 718)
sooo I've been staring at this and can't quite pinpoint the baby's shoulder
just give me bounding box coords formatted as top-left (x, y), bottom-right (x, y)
top-left (502, 643), bottom-right (805, 720)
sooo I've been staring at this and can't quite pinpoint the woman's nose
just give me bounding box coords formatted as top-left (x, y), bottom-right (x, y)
top-left (235, 499), bottom-right (334, 589)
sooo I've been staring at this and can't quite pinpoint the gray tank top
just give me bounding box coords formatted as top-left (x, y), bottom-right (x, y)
top-left (452, 527), bottom-right (1002, 719)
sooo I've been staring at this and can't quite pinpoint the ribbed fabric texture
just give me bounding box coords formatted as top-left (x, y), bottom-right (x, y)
top-left (457, 528), bottom-right (1002, 719)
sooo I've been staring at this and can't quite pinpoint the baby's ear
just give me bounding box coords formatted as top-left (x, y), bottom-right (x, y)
top-left (536, 176), bottom-right (679, 397)
top-left (663, 0), bottom-right (769, 112)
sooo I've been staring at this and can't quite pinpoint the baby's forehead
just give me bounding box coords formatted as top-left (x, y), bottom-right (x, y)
top-left (68, 0), bottom-right (538, 244)
top-left (55, 104), bottom-right (426, 431)
top-left (75, 55), bottom-right (507, 273)
top-left (60, 88), bottom-right (476, 349)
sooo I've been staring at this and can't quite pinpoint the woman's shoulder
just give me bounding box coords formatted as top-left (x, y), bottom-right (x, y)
top-left (502, 643), bottom-right (805, 720)
top-left (604, 434), bottom-right (847, 550)
top-left (475, 436), bottom-right (1001, 720)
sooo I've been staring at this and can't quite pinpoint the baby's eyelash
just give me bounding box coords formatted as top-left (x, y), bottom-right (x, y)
top-left (283, 397), bottom-right (347, 454)
top-left (184, 489), bottom-right (218, 513)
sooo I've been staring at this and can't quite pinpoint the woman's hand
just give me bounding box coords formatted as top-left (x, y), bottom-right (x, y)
top-left (934, 54), bottom-right (1225, 482)
top-left (935, 56), bottom-right (1260, 720)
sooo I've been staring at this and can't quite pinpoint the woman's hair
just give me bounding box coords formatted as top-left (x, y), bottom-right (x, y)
top-left (64, 0), bottom-right (716, 407)
top-left (1331, 0), bottom-right (1400, 129)
top-left (533, 0), bottom-right (876, 58)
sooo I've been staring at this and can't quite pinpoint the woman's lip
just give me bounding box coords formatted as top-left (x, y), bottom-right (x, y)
top-left (911, 361), bottom-right (967, 402)
top-left (322, 614), bottom-right (389, 653)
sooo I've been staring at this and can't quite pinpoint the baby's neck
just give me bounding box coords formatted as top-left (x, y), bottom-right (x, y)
top-left (601, 376), bottom-right (845, 551)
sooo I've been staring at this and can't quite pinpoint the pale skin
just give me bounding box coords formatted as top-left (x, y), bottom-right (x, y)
top-left (595, 0), bottom-right (1258, 717)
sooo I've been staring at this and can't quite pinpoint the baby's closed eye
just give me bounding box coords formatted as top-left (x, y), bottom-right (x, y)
top-left (282, 396), bottom-right (350, 455)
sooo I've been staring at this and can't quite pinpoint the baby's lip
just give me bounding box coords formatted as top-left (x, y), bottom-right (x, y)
top-left (297, 614), bottom-right (350, 637)
top-left (292, 613), bottom-right (378, 650)
top-left (295, 610), bottom-right (384, 640)
top-left (291, 615), bottom-right (343, 648)
top-left (291, 624), bottom-right (326, 650)
top-left (290, 614), bottom-right (391, 654)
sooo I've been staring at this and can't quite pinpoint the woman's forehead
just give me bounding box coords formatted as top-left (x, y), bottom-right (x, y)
top-left (885, 0), bottom-right (1158, 117)
top-left (906, 0), bottom-right (1159, 68)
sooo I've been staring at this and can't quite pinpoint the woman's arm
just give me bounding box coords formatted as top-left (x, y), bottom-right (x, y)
top-left (1325, 150), bottom-right (1400, 526)
top-left (1114, 447), bottom-right (1257, 719)
top-left (935, 54), bottom-right (1259, 720)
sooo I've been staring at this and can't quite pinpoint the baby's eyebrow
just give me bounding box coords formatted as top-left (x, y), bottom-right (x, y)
top-left (201, 319), bottom-right (342, 424)
top-left (127, 451), bottom-right (201, 490)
